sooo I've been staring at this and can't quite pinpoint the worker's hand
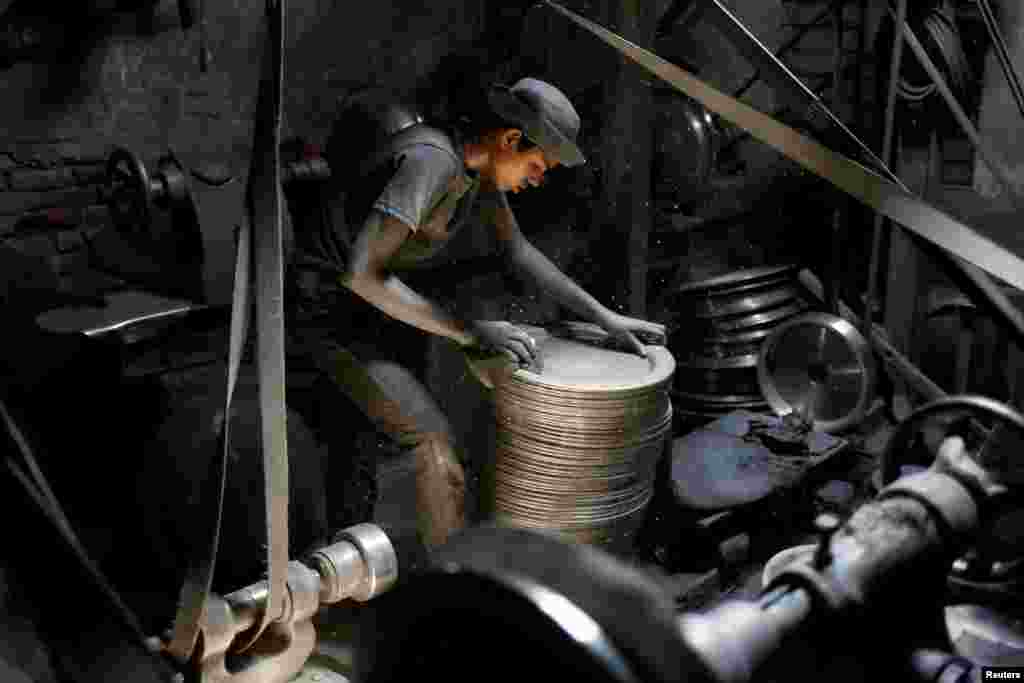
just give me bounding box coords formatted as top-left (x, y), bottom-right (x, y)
top-left (596, 311), bottom-right (667, 356)
top-left (467, 320), bottom-right (541, 369)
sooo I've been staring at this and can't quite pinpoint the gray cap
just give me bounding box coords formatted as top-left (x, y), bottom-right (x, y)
top-left (487, 78), bottom-right (586, 167)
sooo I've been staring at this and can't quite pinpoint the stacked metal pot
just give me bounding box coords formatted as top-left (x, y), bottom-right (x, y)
top-left (665, 265), bottom-right (815, 422)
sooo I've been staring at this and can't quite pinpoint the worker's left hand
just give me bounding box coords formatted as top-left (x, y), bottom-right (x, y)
top-left (596, 311), bottom-right (667, 356)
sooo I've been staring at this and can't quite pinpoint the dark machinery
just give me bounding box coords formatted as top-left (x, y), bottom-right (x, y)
top-left (105, 148), bottom-right (192, 234)
top-left (103, 144), bottom-right (331, 235)
top-left (357, 395), bottom-right (1022, 683)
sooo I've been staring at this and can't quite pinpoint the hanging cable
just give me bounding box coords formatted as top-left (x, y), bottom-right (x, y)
top-left (0, 397), bottom-right (177, 681)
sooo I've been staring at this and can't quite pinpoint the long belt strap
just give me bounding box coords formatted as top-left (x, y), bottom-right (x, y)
top-left (165, 0), bottom-right (287, 663)
top-left (164, 211), bottom-right (250, 663)
top-left (543, 0), bottom-right (1024, 294)
top-left (233, 0), bottom-right (289, 651)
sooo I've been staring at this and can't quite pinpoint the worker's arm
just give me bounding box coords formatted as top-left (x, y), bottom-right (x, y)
top-left (343, 210), bottom-right (475, 345)
top-left (343, 210), bottom-right (540, 365)
top-left (488, 192), bottom-right (666, 355)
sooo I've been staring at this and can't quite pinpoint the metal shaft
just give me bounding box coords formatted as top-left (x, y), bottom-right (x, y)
top-left (976, 0), bottom-right (1024, 121)
top-left (863, 0), bottom-right (906, 340)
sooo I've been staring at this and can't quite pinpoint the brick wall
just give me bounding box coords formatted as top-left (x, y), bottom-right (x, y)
top-left (0, 0), bottom-right (486, 301)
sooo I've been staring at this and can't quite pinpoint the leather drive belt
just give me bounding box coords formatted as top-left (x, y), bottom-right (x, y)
top-left (542, 0), bottom-right (1024, 293)
top-left (166, 0), bottom-right (289, 663)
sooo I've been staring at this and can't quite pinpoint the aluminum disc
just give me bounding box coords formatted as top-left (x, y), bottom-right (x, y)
top-left (757, 312), bottom-right (875, 433)
top-left (697, 299), bottom-right (810, 334)
top-left (491, 326), bottom-right (675, 548)
top-left (672, 264), bottom-right (800, 295)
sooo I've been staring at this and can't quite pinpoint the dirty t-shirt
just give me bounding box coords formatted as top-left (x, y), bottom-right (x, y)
top-left (370, 141), bottom-right (481, 270)
top-left (288, 125), bottom-right (483, 343)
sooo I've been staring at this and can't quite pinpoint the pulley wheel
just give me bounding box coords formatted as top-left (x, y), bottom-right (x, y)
top-left (155, 151), bottom-right (190, 206)
top-left (696, 299), bottom-right (810, 335)
top-left (757, 312), bottom-right (875, 433)
top-left (357, 526), bottom-right (710, 683)
top-left (682, 284), bottom-right (804, 319)
top-left (106, 147), bottom-right (154, 232)
top-left (671, 264), bottom-right (799, 296)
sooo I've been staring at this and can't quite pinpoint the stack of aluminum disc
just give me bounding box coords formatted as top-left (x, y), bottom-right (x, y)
top-left (491, 327), bottom-right (675, 552)
top-left (666, 265), bottom-right (813, 421)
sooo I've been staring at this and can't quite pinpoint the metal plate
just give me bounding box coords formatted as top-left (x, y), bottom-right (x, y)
top-left (671, 265), bottom-right (799, 295)
top-left (701, 325), bottom-right (777, 345)
top-left (511, 328), bottom-right (676, 393)
top-left (678, 352), bottom-right (759, 370)
top-left (690, 339), bottom-right (764, 361)
top-left (698, 299), bottom-right (810, 334)
top-left (757, 313), bottom-right (875, 433)
top-left (491, 326), bottom-right (674, 548)
top-left (669, 272), bottom-right (799, 303)
top-left (672, 390), bottom-right (766, 406)
top-left (683, 285), bottom-right (803, 319)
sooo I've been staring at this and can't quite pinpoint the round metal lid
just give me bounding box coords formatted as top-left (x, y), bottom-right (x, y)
top-left (512, 329), bottom-right (675, 392)
top-left (757, 313), bottom-right (875, 433)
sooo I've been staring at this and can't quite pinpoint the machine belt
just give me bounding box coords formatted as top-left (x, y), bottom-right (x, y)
top-left (165, 0), bottom-right (288, 663)
top-left (542, 1), bottom-right (1024, 294)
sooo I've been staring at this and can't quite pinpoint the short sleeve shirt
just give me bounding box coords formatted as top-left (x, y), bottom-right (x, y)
top-left (371, 142), bottom-right (481, 269)
top-left (290, 124), bottom-right (481, 283)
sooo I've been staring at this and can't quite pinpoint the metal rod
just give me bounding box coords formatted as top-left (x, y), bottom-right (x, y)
top-left (976, 0), bottom-right (1024, 121)
top-left (864, 0), bottom-right (907, 340)
top-left (896, 7), bottom-right (1022, 208)
top-left (732, 0), bottom-right (845, 100)
top-left (826, 1), bottom-right (845, 316)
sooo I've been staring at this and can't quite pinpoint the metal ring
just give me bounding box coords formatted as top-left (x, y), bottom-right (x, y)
top-left (757, 312), bottom-right (875, 433)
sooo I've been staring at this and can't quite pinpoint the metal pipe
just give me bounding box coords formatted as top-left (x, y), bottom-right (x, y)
top-left (897, 8), bottom-right (1022, 208)
top-left (864, 0), bottom-right (907, 340)
top-left (976, 0), bottom-right (1024, 121)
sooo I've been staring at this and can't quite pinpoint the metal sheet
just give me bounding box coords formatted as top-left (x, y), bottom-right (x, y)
top-left (758, 313), bottom-right (875, 433)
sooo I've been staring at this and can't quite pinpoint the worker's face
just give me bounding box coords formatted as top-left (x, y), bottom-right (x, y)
top-left (485, 128), bottom-right (559, 194)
